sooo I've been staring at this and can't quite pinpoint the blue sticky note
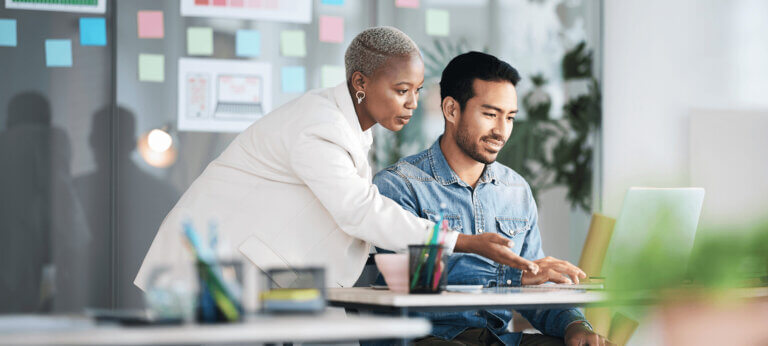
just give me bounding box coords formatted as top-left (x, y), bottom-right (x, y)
top-left (321, 0), bottom-right (344, 5)
top-left (80, 17), bottom-right (107, 46)
top-left (281, 66), bottom-right (306, 93)
top-left (45, 39), bottom-right (72, 67)
top-left (236, 29), bottom-right (260, 57)
top-left (0, 19), bottom-right (17, 47)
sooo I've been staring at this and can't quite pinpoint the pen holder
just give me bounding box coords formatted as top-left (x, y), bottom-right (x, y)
top-left (195, 259), bottom-right (244, 324)
top-left (260, 267), bottom-right (326, 314)
top-left (408, 244), bottom-right (447, 294)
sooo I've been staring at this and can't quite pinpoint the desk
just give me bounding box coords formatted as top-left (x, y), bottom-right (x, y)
top-left (328, 287), bottom-right (606, 316)
top-left (0, 313), bottom-right (431, 345)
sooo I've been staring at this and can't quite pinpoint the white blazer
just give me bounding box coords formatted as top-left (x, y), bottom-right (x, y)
top-left (135, 83), bottom-right (456, 290)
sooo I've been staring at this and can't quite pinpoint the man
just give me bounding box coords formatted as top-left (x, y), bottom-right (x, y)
top-left (373, 52), bottom-right (610, 346)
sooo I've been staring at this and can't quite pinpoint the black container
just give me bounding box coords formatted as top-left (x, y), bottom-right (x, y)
top-left (408, 244), bottom-right (447, 294)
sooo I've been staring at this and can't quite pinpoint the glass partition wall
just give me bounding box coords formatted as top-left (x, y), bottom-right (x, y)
top-left (0, 0), bottom-right (600, 312)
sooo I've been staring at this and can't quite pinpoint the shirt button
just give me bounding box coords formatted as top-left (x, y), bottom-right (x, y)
top-left (478, 229), bottom-right (483, 233)
top-left (507, 279), bottom-right (512, 285)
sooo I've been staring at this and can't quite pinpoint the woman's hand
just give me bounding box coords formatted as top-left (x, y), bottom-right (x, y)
top-left (455, 233), bottom-right (539, 274)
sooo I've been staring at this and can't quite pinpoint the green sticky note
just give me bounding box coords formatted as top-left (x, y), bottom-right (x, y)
top-left (139, 54), bottom-right (164, 82)
top-left (280, 30), bottom-right (306, 57)
top-left (187, 27), bottom-right (213, 56)
top-left (426, 9), bottom-right (449, 36)
top-left (321, 65), bottom-right (345, 88)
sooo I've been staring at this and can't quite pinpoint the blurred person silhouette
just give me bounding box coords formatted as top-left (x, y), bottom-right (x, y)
top-left (75, 106), bottom-right (179, 309)
top-left (0, 91), bottom-right (90, 313)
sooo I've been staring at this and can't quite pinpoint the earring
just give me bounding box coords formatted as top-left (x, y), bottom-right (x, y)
top-left (356, 90), bottom-right (366, 104)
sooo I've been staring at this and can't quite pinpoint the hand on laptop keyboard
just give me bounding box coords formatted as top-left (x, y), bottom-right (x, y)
top-left (521, 256), bottom-right (587, 285)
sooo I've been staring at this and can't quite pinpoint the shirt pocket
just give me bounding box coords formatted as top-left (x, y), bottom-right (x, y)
top-left (495, 217), bottom-right (530, 238)
top-left (422, 209), bottom-right (463, 233)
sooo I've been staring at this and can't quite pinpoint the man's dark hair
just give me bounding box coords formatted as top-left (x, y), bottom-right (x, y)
top-left (439, 51), bottom-right (521, 110)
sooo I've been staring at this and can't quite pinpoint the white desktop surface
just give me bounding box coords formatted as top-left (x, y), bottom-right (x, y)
top-left (328, 287), bottom-right (606, 309)
top-left (0, 313), bottom-right (431, 345)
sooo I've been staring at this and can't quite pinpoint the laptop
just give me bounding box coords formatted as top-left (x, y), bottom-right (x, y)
top-left (526, 187), bottom-right (705, 291)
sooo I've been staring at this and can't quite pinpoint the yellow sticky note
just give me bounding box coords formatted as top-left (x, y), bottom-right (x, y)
top-left (426, 9), bottom-right (449, 36)
top-left (139, 54), bottom-right (164, 82)
top-left (321, 65), bottom-right (345, 88)
top-left (280, 30), bottom-right (306, 57)
top-left (187, 27), bottom-right (213, 56)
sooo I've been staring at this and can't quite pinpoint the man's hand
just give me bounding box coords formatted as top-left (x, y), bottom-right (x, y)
top-left (522, 256), bottom-right (586, 285)
top-left (564, 322), bottom-right (613, 346)
top-left (454, 233), bottom-right (539, 274)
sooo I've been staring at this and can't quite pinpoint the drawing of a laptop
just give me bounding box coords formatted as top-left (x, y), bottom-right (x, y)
top-left (214, 74), bottom-right (264, 120)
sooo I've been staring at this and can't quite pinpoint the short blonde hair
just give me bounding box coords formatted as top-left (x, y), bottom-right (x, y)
top-left (344, 26), bottom-right (420, 80)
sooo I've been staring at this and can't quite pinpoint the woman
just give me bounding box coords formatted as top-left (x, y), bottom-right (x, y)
top-left (135, 27), bottom-right (536, 292)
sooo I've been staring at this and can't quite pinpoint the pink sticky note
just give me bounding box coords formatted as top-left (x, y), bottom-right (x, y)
top-left (137, 11), bottom-right (164, 39)
top-left (230, 0), bottom-right (244, 6)
top-left (319, 16), bottom-right (344, 43)
top-left (395, 0), bottom-right (419, 8)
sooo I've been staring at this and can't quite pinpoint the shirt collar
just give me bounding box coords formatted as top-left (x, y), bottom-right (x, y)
top-left (427, 137), bottom-right (499, 186)
top-left (333, 82), bottom-right (373, 148)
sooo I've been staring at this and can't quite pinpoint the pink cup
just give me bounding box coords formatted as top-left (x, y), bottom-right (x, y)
top-left (374, 253), bottom-right (409, 293)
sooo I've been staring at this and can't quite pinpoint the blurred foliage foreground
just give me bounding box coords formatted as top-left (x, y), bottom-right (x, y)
top-left (604, 216), bottom-right (768, 311)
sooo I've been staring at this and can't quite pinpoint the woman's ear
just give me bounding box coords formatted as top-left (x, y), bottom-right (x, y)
top-left (442, 97), bottom-right (459, 125)
top-left (350, 71), bottom-right (368, 92)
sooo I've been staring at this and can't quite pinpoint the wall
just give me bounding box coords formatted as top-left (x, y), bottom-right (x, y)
top-left (603, 0), bottom-right (768, 217)
top-left (602, 1), bottom-right (768, 344)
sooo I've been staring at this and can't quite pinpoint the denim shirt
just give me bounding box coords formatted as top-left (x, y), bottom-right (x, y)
top-left (373, 138), bottom-right (588, 345)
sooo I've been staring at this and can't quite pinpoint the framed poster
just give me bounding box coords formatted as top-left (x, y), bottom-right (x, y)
top-left (178, 58), bottom-right (272, 133)
top-left (5, 0), bottom-right (106, 13)
top-left (180, 0), bottom-right (311, 23)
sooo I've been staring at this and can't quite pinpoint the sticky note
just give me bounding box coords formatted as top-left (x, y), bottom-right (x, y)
top-left (280, 30), bottom-right (306, 57)
top-left (281, 66), bottom-right (306, 93)
top-left (45, 39), bottom-right (72, 67)
top-left (79, 17), bottom-right (107, 46)
top-left (321, 65), bottom-right (345, 88)
top-left (0, 19), bottom-right (17, 47)
top-left (395, 0), bottom-right (419, 8)
top-left (230, 0), bottom-right (244, 6)
top-left (426, 9), bottom-right (450, 36)
top-left (236, 29), bottom-right (260, 57)
top-left (138, 54), bottom-right (164, 82)
top-left (137, 11), bottom-right (164, 39)
top-left (213, 0), bottom-right (226, 6)
top-left (194, 0), bottom-right (209, 5)
top-left (187, 27), bottom-right (213, 56)
top-left (319, 16), bottom-right (343, 43)
top-left (321, 0), bottom-right (344, 5)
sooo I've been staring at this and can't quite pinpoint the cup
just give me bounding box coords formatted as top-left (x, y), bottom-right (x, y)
top-left (143, 263), bottom-right (197, 323)
top-left (374, 253), bottom-right (409, 293)
top-left (408, 244), bottom-right (447, 294)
